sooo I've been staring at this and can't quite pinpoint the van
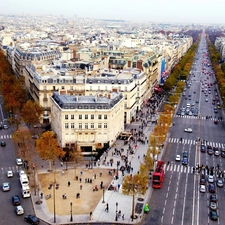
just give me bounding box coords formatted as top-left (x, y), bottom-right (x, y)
top-left (186, 103), bottom-right (191, 108)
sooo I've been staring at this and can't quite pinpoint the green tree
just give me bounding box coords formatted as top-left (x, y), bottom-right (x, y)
top-left (36, 131), bottom-right (65, 171)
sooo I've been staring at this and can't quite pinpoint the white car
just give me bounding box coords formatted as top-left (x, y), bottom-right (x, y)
top-left (208, 175), bottom-right (214, 183)
top-left (216, 179), bottom-right (223, 187)
top-left (16, 158), bottom-right (23, 166)
top-left (15, 205), bottom-right (24, 215)
top-left (200, 185), bottom-right (206, 193)
top-left (18, 170), bottom-right (25, 177)
top-left (2, 182), bottom-right (10, 191)
top-left (175, 155), bottom-right (181, 161)
top-left (184, 128), bottom-right (193, 133)
top-left (7, 171), bottom-right (13, 178)
top-left (3, 124), bottom-right (8, 129)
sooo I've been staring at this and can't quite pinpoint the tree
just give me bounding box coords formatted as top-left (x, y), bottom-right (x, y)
top-left (143, 150), bottom-right (154, 171)
top-left (36, 131), bottom-right (65, 171)
top-left (21, 100), bottom-right (44, 127)
top-left (122, 172), bottom-right (148, 220)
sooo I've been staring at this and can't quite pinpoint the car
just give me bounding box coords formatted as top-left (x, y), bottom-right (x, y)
top-left (210, 195), bottom-right (218, 202)
top-left (200, 185), bottom-right (206, 193)
top-left (183, 151), bottom-right (188, 158)
top-left (214, 150), bottom-right (219, 156)
top-left (184, 128), bottom-right (193, 133)
top-left (208, 175), bottom-right (214, 183)
top-left (200, 177), bottom-right (206, 185)
top-left (210, 210), bottom-right (218, 221)
top-left (15, 205), bottom-right (24, 215)
top-left (214, 120), bottom-right (218, 124)
top-left (207, 145), bottom-right (212, 149)
top-left (221, 151), bottom-right (225, 158)
top-left (209, 184), bottom-right (216, 193)
top-left (216, 179), bottom-right (223, 187)
top-left (196, 100), bottom-right (199, 103)
top-left (214, 109), bottom-right (218, 113)
top-left (175, 155), bottom-right (181, 161)
top-left (201, 145), bottom-right (206, 153)
top-left (189, 111), bottom-right (193, 116)
top-left (24, 215), bottom-right (40, 224)
top-left (19, 170), bottom-right (25, 177)
top-left (16, 158), bottom-right (23, 166)
top-left (7, 170), bottom-right (13, 178)
top-left (181, 111), bottom-right (185, 116)
top-left (182, 157), bottom-right (188, 166)
top-left (3, 124), bottom-right (8, 129)
top-left (205, 98), bottom-right (208, 102)
top-left (210, 201), bottom-right (217, 211)
top-left (177, 111), bottom-right (181, 115)
top-left (2, 182), bottom-right (10, 191)
top-left (218, 105), bottom-right (221, 109)
top-left (12, 195), bottom-right (21, 206)
top-left (0, 141), bottom-right (6, 147)
top-left (207, 149), bottom-right (213, 155)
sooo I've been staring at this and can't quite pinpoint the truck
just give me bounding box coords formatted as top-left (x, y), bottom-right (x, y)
top-left (152, 161), bottom-right (165, 189)
top-left (20, 174), bottom-right (30, 198)
top-left (21, 184), bottom-right (31, 198)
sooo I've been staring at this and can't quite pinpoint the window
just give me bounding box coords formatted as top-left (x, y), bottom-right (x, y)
top-left (71, 115), bottom-right (74, 119)
top-left (104, 123), bottom-right (107, 128)
top-left (71, 123), bottom-right (74, 129)
top-left (65, 115), bottom-right (68, 120)
top-left (98, 123), bottom-right (102, 128)
top-left (91, 123), bottom-right (94, 129)
top-left (43, 86), bottom-right (46, 90)
top-left (104, 115), bottom-right (107, 119)
top-left (79, 123), bottom-right (82, 129)
top-left (79, 115), bottom-right (82, 119)
top-left (85, 115), bottom-right (88, 119)
top-left (91, 115), bottom-right (94, 119)
top-left (70, 86), bottom-right (73, 90)
top-left (62, 86), bottom-right (65, 89)
top-left (85, 123), bottom-right (88, 129)
top-left (65, 123), bottom-right (69, 129)
top-left (98, 115), bottom-right (102, 119)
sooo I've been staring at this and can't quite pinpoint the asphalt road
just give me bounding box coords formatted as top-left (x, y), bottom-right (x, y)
top-left (142, 33), bottom-right (225, 225)
top-left (0, 96), bottom-right (47, 225)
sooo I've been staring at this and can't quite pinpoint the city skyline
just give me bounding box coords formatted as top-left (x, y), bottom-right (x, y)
top-left (2, 0), bottom-right (225, 25)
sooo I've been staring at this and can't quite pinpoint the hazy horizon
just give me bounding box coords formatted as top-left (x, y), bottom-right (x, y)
top-left (2, 0), bottom-right (225, 25)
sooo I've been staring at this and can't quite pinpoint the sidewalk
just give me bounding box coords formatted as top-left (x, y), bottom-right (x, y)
top-left (31, 102), bottom-right (162, 224)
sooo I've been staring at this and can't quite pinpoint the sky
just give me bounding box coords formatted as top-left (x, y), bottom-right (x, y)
top-left (2, 0), bottom-right (225, 24)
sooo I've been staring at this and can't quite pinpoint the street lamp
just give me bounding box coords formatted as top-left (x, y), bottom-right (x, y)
top-left (70, 202), bottom-right (73, 222)
top-left (53, 179), bottom-right (56, 223)
top-left (102, 188), bottom-right (105, 203)
top-left (115, 202), bottom-right (118, 221)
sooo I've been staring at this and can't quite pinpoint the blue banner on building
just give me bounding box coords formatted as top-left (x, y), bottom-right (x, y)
top-left (160, 58), bottom-right (167, 84)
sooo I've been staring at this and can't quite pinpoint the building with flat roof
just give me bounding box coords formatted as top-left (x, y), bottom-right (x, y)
top-left (50, 91), bottom-right (124, 152)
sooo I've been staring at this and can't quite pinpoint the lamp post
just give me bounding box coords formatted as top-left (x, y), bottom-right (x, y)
top-left (53, 179), bottom-right (56, 223)
top-left (70, 202), bottom-right (73, 222)
top-left (115, 202), bottom-right (118, 221)
top-left (102, 188), bottom-right (105, 203)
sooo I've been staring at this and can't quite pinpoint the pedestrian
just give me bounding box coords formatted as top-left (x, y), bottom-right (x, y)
top-left (122, 214), bottom-right (124, 220)
top-left (68, 181), bottom-right (70, 187)
top-left (80, 178), bottom-right (82, 183)
top-left (60, 161), bottom-right (63, 167)
top-left (40, 192), bottom-right (43, 199)
top-left (90, 211), bottom-right (93, 220)
top-left (105, 203), bottom-right (109, 212)
top-left (80, 185), bottom-right (82, 190)
top-left (62, 170), bottom-right (64, 176)
top-left (100, 172), bottom-right (102, 177)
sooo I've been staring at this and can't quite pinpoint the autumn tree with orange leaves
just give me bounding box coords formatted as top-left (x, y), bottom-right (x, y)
top-left (36, 131), bottom-right (65, 171)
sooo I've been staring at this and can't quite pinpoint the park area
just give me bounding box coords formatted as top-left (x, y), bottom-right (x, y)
top-left (38, 168), bottom-right (113, 215)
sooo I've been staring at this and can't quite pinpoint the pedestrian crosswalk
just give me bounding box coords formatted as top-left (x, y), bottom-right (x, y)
top-left (0, 134), bottom-right (12, 139)
top-left (174, 115), bottom-right (223, 121)
top-left (164, 164), bottom-right (193, 174)
top-left (0, 166), bottom-right (22, 175)
top-left (168, 137), bottom-right (225, 148)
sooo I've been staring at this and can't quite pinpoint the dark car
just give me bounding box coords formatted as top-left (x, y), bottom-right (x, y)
top-left (183, 151), bottom-right (188, 158)
top-left (210, 195), bottom-right (217, 202)
top-left (182, 157), bottom-right (188, 166)
top-left (207, 148), bottom-right (213, 155)
top-left (12, 195), bottom-right (20, 206)
top-left (221, 151), bottom-right (225, 158)
top-left (0, 124), bottom-right (3, 129)
top-left (201, 145), bottom-right (206, 153)
top-left (200, 177), bottom-right (206, 185)
top-left (209, 184), bottom-right (216, 193)
top-left (24, 215), bottom-right (40, 224)
top-left (207, 145), bottom-right (212, 149)
top-left (210, 210), bottom-right (218, 221)
top-left (0, 141), bottom-right (6, 147)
